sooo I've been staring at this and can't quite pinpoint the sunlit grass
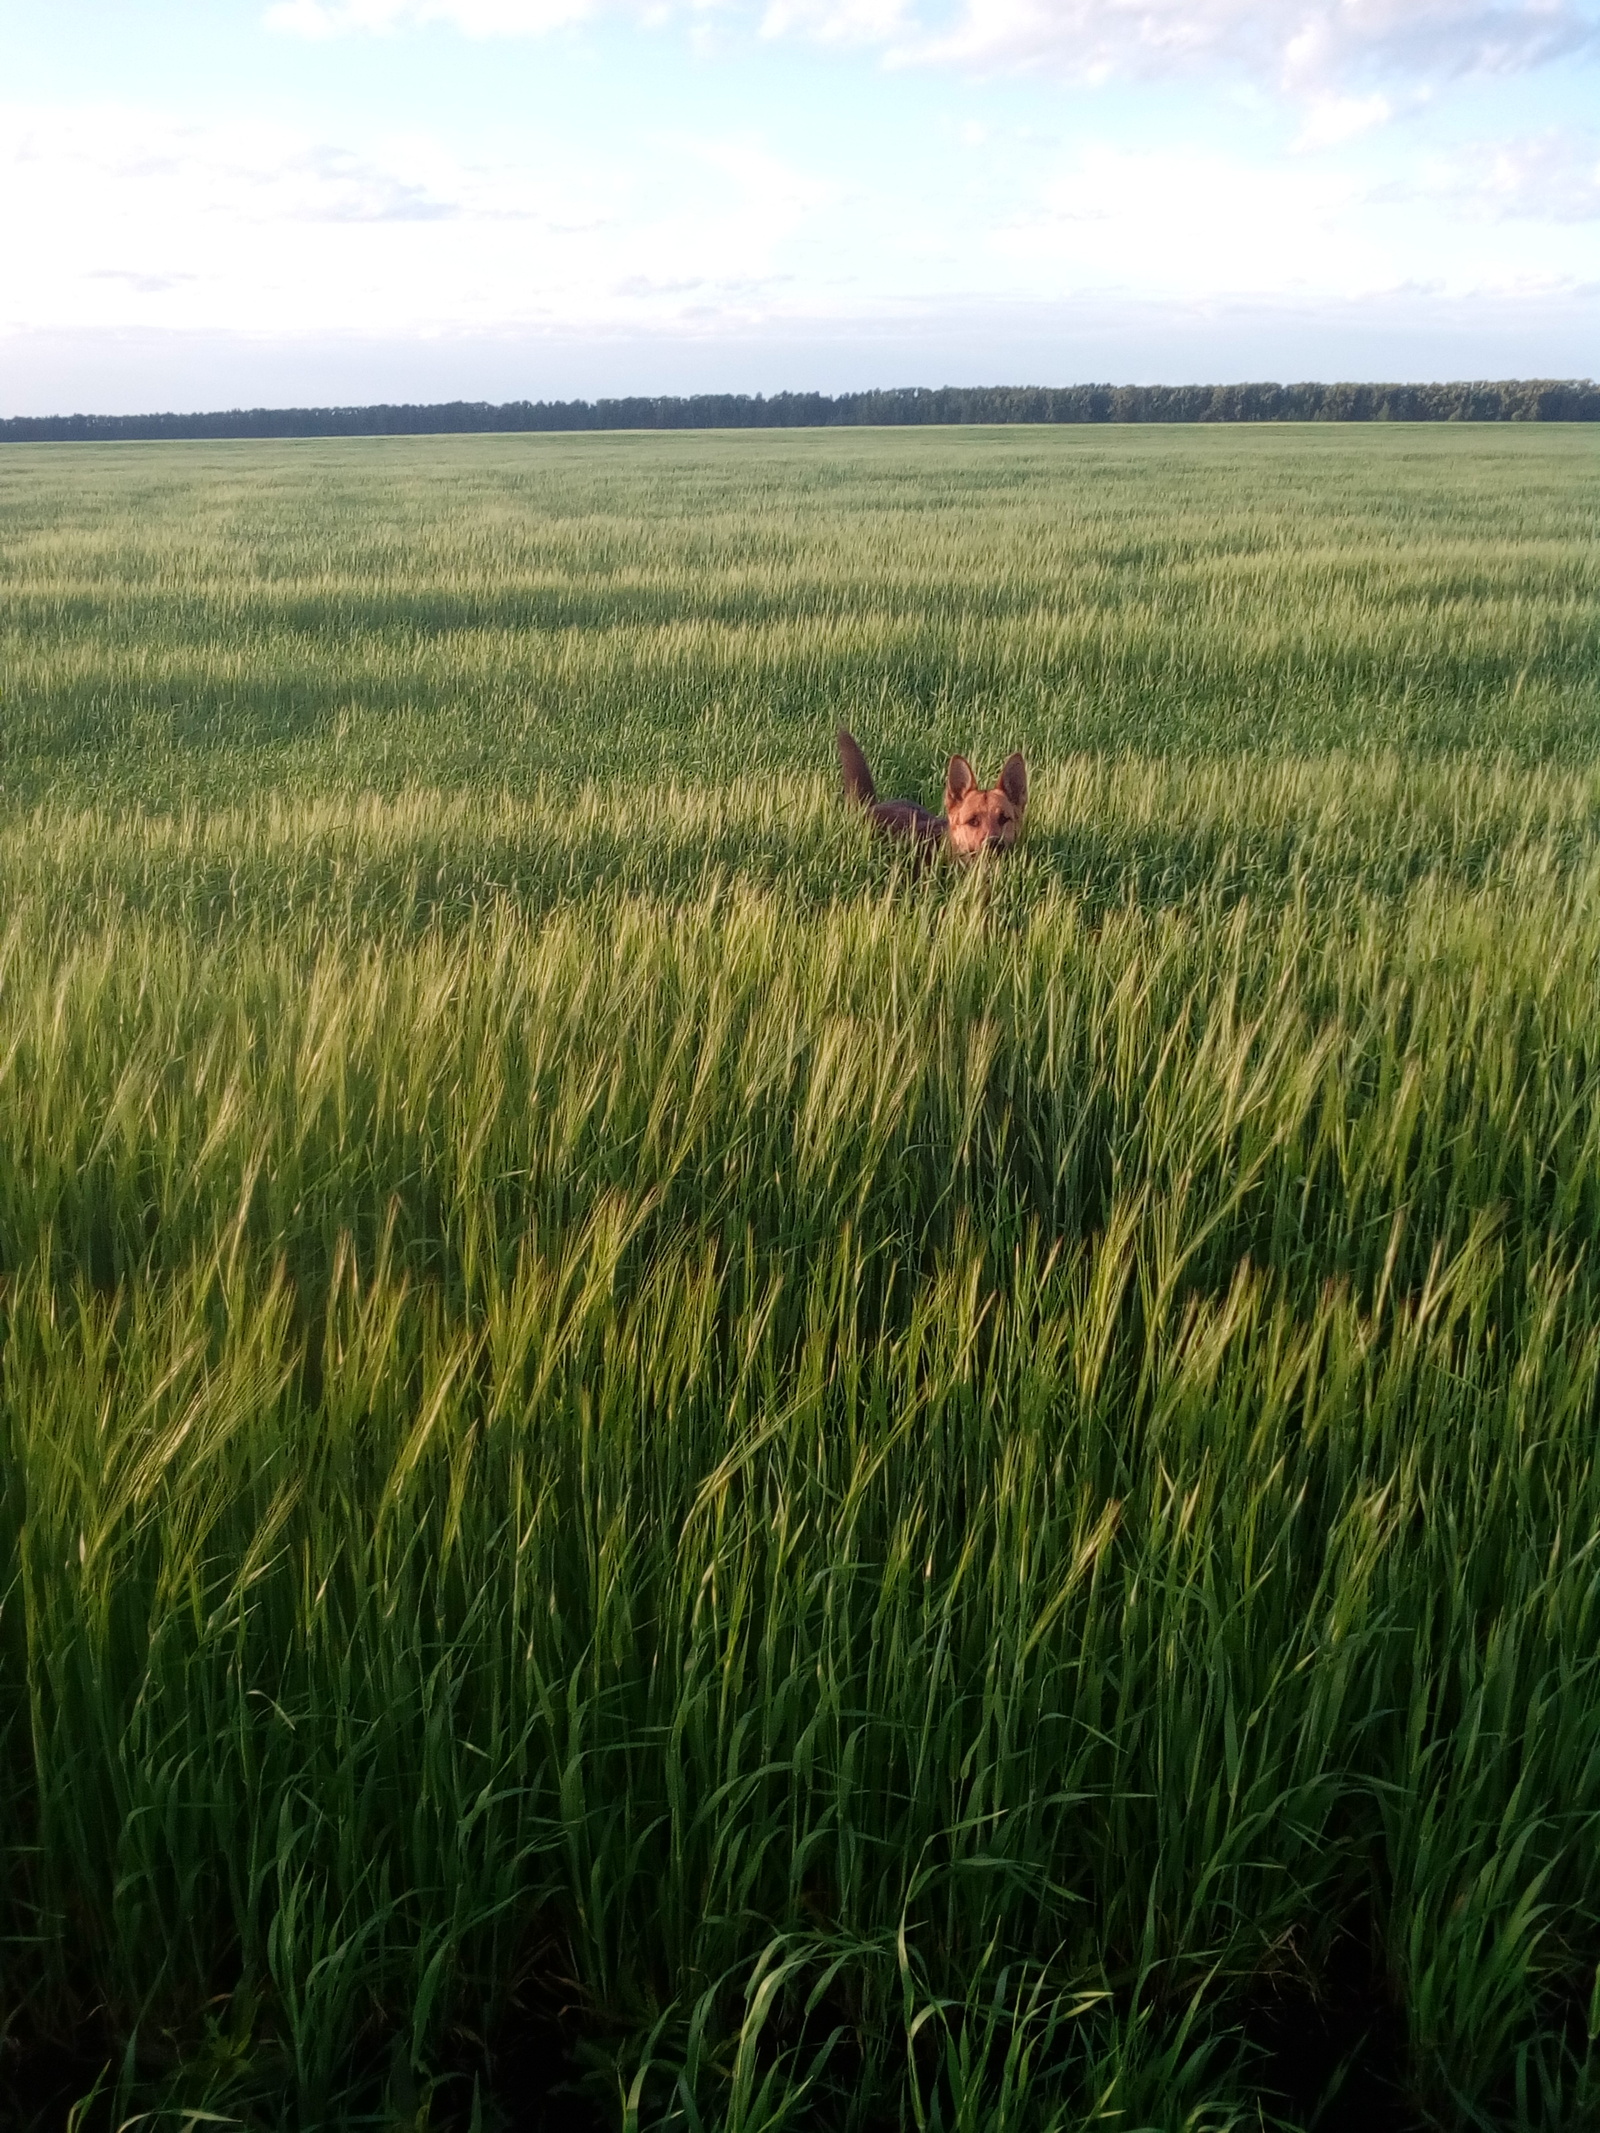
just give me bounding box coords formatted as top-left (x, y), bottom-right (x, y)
top-left (1, 427), bottom-right (1599, 2129)
top-left (2, 426), bottom-right (1597, 804)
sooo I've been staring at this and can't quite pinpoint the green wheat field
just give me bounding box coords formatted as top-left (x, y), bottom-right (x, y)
top-left (2, 424), bottom-right (1599, 2132)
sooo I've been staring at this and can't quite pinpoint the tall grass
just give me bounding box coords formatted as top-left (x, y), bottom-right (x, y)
top-left (1, 429), bottom-right (1599, 2128)
top-left (1, 426), bottom-right (1596, 806)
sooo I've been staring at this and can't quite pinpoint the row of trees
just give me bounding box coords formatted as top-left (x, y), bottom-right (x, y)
top-left (3, 378), bottom-right (1595, 441)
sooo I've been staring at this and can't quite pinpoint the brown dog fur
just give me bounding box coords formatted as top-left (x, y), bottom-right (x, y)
top-left (838, 729), bottom-right (1027, 858)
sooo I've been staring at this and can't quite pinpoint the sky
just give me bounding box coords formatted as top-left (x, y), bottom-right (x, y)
top-left (1, 0), bottom-right (1598, 412)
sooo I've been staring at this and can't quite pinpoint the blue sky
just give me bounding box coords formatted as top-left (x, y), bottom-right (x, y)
top-left (2, 0), bottom-right (1598, 411)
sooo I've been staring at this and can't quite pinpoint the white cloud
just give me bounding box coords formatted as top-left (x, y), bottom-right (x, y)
top-left (992, 143), bottom-right (1389, 298)
top-left (264, 0), bottom-right (598, 34)
top-left (759, 0), bottom-right (911, 41)
top-left (1279, 0), bottom-right (1596, 89)
top-left (681, 134), bottom-right (840, 215)
top-left (3, 80), bottom-right (1596, 379)
top-left (261, 0), bottom-right (1600, 91)
top-left (1419, 125), bottom-right (1600, 216)
top-left (0, 104), bottom-right (836, 340)
top-left (1293, 91), bottom-right (1394, 149)
top-left (266, 0), bottom-right (909, 33)
top-left (907, 1), bottom-right (1599, 90)
top-left (986, 127), bottom-right (1600, 311)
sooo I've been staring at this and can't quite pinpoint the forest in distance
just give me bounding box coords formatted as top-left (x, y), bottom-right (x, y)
top-left (1, 423), bottom-right (1599, 2131)
top-left (2, 374), bottom-right (1597, 442)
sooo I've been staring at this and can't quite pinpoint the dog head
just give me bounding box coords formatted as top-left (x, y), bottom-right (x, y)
top-left (944, 753), bottom-right (1027, 858)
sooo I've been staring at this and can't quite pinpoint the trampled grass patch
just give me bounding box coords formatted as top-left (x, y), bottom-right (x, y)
top-left (1, 426), bottom-right (1599, 2129)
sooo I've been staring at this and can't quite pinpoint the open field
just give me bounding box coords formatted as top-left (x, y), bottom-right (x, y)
top-left (1, 426), bottom-right (1599, 2130)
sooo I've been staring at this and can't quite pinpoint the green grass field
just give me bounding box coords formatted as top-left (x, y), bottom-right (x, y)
top-left (2, 425), bottom-right (1599, 2131)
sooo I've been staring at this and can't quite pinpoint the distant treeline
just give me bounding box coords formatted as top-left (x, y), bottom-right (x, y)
top-left (3, 378), bottom-right (1597, 441)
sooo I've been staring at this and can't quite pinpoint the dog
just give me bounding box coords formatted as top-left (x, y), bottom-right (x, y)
top-left (837, 729), bottom-right (1027, 858)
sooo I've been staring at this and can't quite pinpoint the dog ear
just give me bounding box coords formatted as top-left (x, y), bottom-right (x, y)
top-left (999, 753), bottom-right (1027, 813)
top-left (837, 729), bottom-right (877, 808)
top-left (945, 755), bottom-right (975, 806)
